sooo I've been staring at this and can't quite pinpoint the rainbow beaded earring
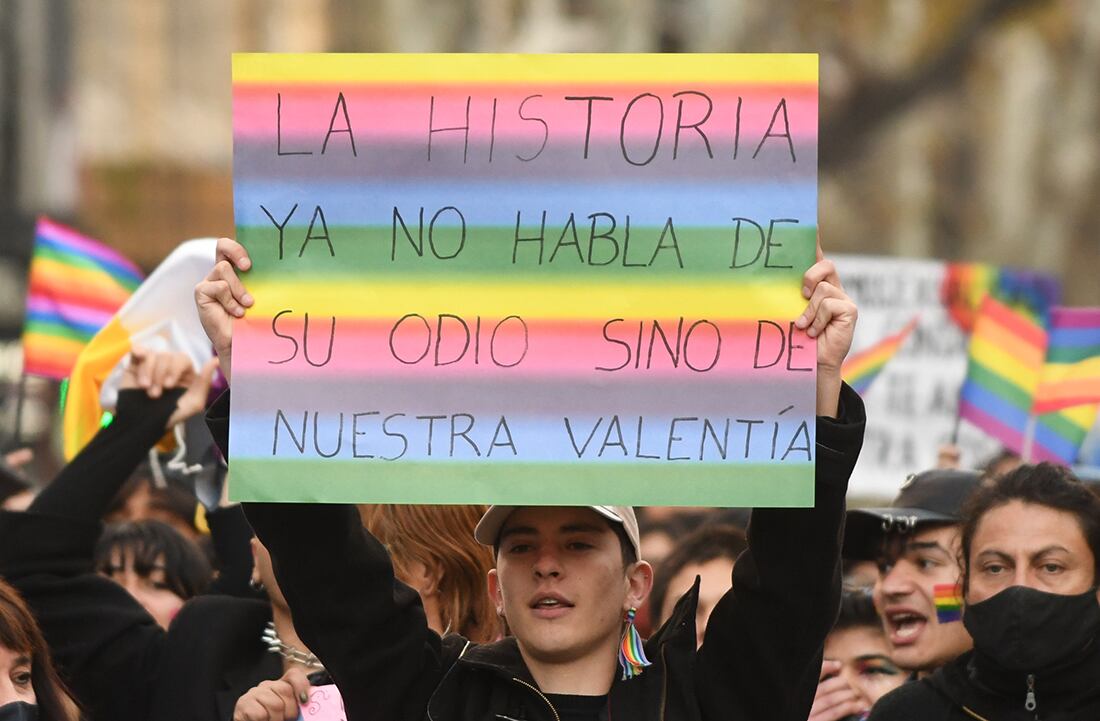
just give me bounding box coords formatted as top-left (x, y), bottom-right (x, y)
top-left (618, 607), bottom-right (652, 679)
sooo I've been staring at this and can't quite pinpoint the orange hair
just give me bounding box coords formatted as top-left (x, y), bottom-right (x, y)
top-left (359, 505), bottom-right (500, 643)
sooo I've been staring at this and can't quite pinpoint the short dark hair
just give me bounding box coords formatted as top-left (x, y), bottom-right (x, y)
top-left (106, 470), bottom-right (201, 532)
top-left (832, 588), bottom-right (882, 633)
top-left (94, 519), bottom-right (212, 600)
top-left (979, 448), bottom-right (1022, 481)
top-left (650, 524), bottom-right (746, 624)
top-left (959, 462), bottom-right (1100, 593)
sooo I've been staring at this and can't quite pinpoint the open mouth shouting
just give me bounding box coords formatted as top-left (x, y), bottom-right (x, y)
top-left (884, 606), bottom-right (927, 646)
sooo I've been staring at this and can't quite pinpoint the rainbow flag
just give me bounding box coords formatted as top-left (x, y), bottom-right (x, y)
top-left (62, 239), bottom-right (217, 458)
top-left (228, 54), bottom-right (820, 506)
top-left (21, 217), bottom-right (143, 379)
top-left (1024, 307), bottom-right (1100, 465)
top-left (1033, 308), bottom-right (1100, 413)
top-left (942, 262), bottom-right (1060, 334)
top-left (1029, 406), bottom-right (1098, 465)
top-left (958, 298), bottom-right (1094, 464)
top-left (933, 583), bottom-right (963, 623)
top-left (958, 296), bottom-right (1046, 454)
top-left (842, 317), bottom-right (918, 396)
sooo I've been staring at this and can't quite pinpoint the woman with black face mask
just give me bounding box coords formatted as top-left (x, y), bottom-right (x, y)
top-left (0, 579), bottom-right (80, 721)
top-left (868, 462), bottom-right (1100, 721)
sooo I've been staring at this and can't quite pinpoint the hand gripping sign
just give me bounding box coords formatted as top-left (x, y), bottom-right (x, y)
top-left (229, 53), bottom-right (819, 506)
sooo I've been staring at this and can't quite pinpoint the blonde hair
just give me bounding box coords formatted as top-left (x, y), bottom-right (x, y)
top-left (359, 505), bottom-right (500, 643)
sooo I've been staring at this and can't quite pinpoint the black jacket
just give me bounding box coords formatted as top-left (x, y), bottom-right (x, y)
top-left (209, 383), bottom-right (865, 721)
top-left (0, 390), bottom-right (280, 721)
top-left (868, 643), bottom-right (1100, 721)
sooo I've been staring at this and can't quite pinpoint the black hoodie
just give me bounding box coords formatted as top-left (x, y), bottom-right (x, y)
top-left (868, 641), bottom-right (1100, 721)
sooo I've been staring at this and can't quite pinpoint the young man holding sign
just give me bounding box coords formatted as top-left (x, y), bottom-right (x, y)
top-left (200, 237), bottom-right (864, 721)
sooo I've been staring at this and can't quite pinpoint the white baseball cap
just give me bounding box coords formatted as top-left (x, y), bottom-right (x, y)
top-left (474, 505), bottom-right (641, 559)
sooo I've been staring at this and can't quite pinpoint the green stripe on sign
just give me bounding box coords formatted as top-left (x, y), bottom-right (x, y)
top-left (228, 459), bottom-right (814, 507)
top-left (236, 223), bottom-right (816, 281)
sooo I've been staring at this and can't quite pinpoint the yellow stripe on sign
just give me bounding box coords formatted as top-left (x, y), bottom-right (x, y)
top-left (971, 336), bottom-right (1041, 392)
top-left (247, 279), bottom-right (806, 321)
top-left (232, 53), bottom-right (818, 86)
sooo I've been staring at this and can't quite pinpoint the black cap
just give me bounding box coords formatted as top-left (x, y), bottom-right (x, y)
top-left (843, 469), bottom-right (983, 561)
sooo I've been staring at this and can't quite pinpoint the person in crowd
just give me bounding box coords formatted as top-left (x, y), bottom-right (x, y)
top-left (808, 589), bottom-right (906, 721)
top-left (92, 518), bottom-right (213, 629)
top-left (2, 347), bottom-right (505, 721)
top-left (0, 350), bottom-right (281, 721)
top-left (198, 237), bottom-right (865, 721)
top-left (0, 578), bottom-right (81, 721)
top-left (978, 448), bottom-right (1021, 481)
top-left (869, 462), bottom-right (1100, 720)
top-left (841, 559), bottom-right (879, 591)
top-left (842, 469), bottom-right (981, 675)
top-left (647, 524), bottom-right (748, 648)
top-left (0, 450), bottom-right (34, 512)
top-left (636, 508), bottom-right (750, 570)
top-left (104, 470), bottom-right (207, 543)
top-left (358, 504), bottom-right (500, 641)
top-left (233, 505), bottom-right (501, 721)
top-left (635, 510), bottom-right (696, 567)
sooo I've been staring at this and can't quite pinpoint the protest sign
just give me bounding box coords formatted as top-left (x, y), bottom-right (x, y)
top-left (229, 54), bottom-right (819, 505)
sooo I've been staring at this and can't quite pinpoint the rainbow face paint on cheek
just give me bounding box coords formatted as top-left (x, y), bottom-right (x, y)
top-left (933, 582), bottom-right (963, 623)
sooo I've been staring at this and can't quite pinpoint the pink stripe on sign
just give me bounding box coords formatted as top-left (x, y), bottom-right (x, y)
top-left (233, 316), bottom-right (814, 379)
top-left (233, 85), bottom-right (817, 145)
top-left (38, 219), bottom-right (143, 274)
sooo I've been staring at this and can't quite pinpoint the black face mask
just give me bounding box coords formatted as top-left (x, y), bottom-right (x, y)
top-left (963, 585), bottom-right (1100, 672)
top-left (0, 702), bottom-right (38, 721)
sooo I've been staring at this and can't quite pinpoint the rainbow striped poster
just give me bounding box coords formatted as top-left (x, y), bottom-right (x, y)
top-left (229, 54), bottom-right (819, 506)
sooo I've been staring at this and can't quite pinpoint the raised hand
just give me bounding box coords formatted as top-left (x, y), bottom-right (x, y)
top-left (232, 667), bottom-right (311, 721)
top-left (121, 348), bottom-right (219, 429)
top-left (807, 660), bottom-right (870, 721)
top-left (194, 237), bottom-right (254, 384)
top-left (795, 243), bottom-right (857, 417)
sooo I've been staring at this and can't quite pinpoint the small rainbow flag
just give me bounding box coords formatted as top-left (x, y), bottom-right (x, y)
top-left (842, 317), bottom-right (919, 396)
top-left (1033, 308), bottom-right (1100, 414)
top-left (21, 217), bottom-right (143, 379)
top-left (958, 296), bottom-right (1047, 454)
top-left (933, 583), bottom-right (963, 623)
